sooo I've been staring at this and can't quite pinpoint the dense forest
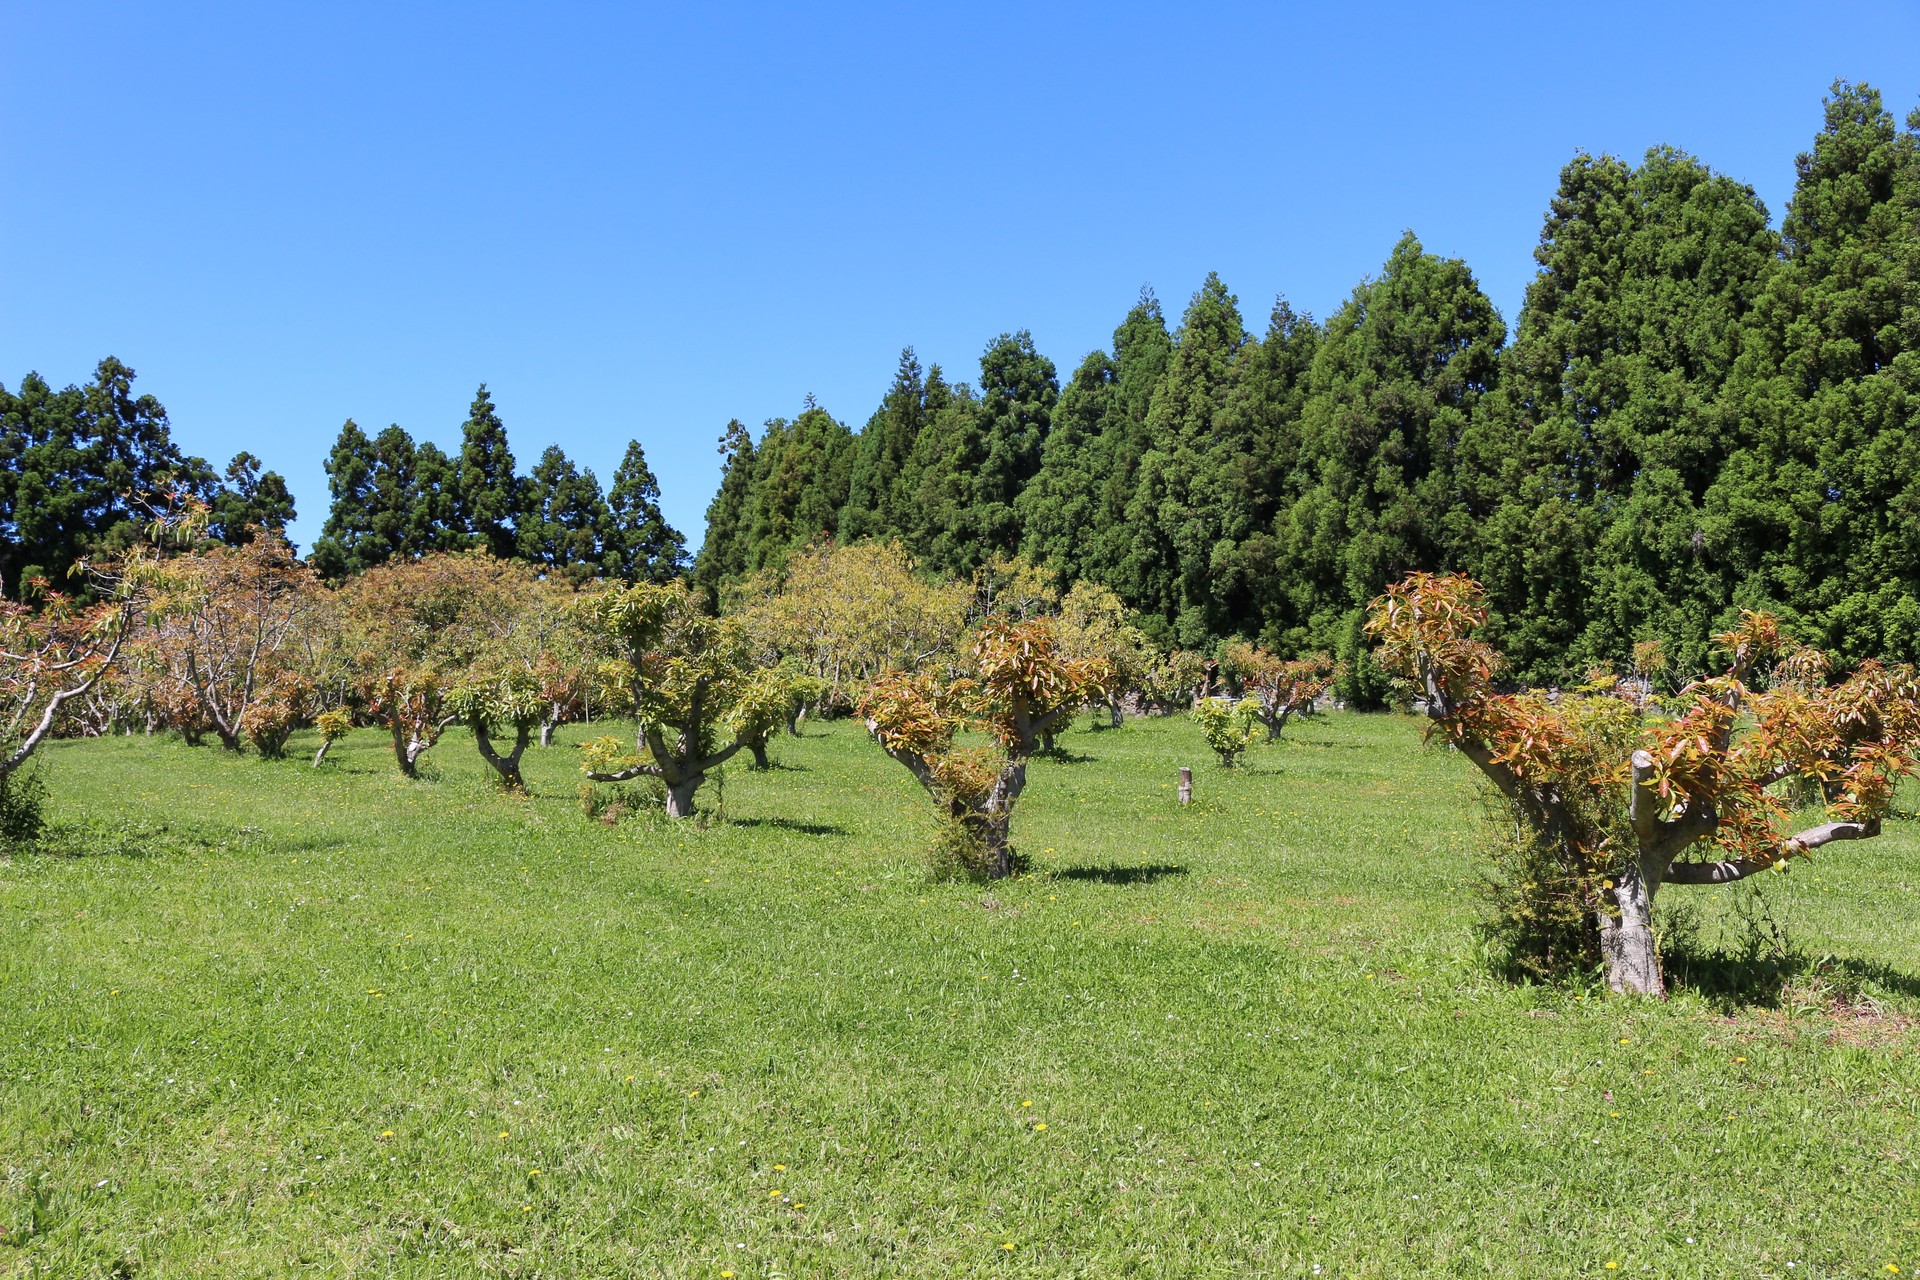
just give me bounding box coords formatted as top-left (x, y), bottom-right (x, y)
top-left (3, 81), bottom-right (1917, 696)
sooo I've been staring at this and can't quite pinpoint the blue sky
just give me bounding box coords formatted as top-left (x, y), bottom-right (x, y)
top-left (4, 1), bottom-right (1918, 553)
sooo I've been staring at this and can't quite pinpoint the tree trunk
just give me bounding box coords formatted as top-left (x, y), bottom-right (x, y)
top-left (540, 717), bottom-right (556, 748)
top-left (665, 775), bottom-right (701, 819)
top-left (1598, 861), bottom-right (1664, 997)
top-left (1109, 700), bottom-right (1123, 729)
top-left (977, 762), bottom-right (1028, 879)
top-left (312, 738), bottom-right (334, 768)
top-left (749, 738), bottom-right (770, 770)
top-left (473, 723), bottom-right (531, 791)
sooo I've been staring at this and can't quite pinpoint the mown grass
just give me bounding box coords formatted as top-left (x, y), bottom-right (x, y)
top-left (2, 712), bottom-right (1917, 1278)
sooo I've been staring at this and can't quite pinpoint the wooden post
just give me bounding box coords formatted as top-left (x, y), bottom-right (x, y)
top-left (1178, 765), bottom-right (1193, 805)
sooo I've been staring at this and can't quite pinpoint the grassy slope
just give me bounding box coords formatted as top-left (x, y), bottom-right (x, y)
top-left (2, 714), bottom-right (1917, 1278)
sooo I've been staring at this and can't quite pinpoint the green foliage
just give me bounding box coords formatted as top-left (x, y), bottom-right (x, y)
top-left (0, 759), bottom-right (47, 849)
top-left (605, 439), bottom-right (686, 583)
top-left (454, 384), bottom-right (520, 560)
top-left (1191, 695), bottom-right (1259, 766)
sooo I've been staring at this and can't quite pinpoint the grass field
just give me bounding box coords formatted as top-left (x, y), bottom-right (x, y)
top-left (3, 712), bottom-right (1918, 1278)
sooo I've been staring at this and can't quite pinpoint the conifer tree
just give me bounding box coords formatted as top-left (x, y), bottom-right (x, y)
top-left (1119, 273), bottom-right (1247, 642)
top-left (973, 331), bottom-right (1058, 558)
top-left (691, 420), bottom-right (756, 606)
top-left (310, 419), bottom-right (381, 579)
top-left (1017, 349), bottom-right (1117, 585)
top-left (1714, 82), bottom-right (1920, 667)
top-left (841, 348), bottom-right (926, 542)
top-left (740, 398), bottom-right (853, 571)
top-left (1280, 233), bottom-right (1505, 696)
top-left (519, 444), bottom-right (613, 583)
top-left (1080, 290), bottom-right (1173, 597)
top-left (208, 452), bottom-right (297, 544)
top-left (606, 439), bottom-right (686, 583)
top-left (455, 384), bottom-right (520, 559)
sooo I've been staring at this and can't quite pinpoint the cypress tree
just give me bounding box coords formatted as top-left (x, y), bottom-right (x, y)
top-left (974, 331), bottom-right (1058, 558)
top-left (1118, 272), bottom-right (1248, 643)
top-left (1080, 290), bottom-right (1174, 597)
top-left (606, 439), bottom-right (686, 584)
top-left (1715, 82), bottom-right (1920, 666)
top-left (1017, 349), bottom-right (1117, 585)
top-left (841, 348), bottom-right (927, 542)
top-left (1281, 233), bottom-right (1505, 694)
top-left (520, 444), bottom-right (618, 584)
top-left (310, 419), bottom-right (379, 579)
top-left (691, 420), bottom-right (757, 606)
top-left (455, 384), bottom-right (520, 559)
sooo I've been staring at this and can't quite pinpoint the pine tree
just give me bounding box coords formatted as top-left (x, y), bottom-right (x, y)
top-left (1481, 148), bottom-right (1780, 681)
top-left (1080, 290), bottom-right (1173, 597)
top-left (455, 384), bottom-right (520, 559)
top-left (310, 419), bottom-right (378, 579)
top-left (1205, 297), bottom-right (1320, 644)
top-left (740, 398), bottom-right (853, 571)
top-left (606, 439), bottom-right (686, 584)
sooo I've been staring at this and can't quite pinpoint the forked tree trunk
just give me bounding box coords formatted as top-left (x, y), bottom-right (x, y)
top-left (473, 722), bottom-right (533, 791)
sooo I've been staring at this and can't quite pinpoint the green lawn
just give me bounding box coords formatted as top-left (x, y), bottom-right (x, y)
top-left (3, 714), bottom-right (1917, 1278)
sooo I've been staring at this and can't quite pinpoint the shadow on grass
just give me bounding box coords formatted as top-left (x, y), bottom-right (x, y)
top-left (1034, 748), bottom-right (1097, 765)
top-left (728, 817), bottom-right (848, 837)
top-left (1053, 863), bottom-right (1188, 885)
top-left (1664, 945), bottom-right (1920, 1009)
top-left (18, 816), bottom-right (332, 861)
top-left (749, 761), bottom-right (812, 773)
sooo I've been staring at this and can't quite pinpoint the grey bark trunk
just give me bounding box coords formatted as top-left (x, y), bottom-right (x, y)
top-left (749, 739), bottom-right (770, 770)
top-left (312, 738), bottom-right (334, 768)
top-left (1599, 861), bottom-right (1664, 997)
top-left (539, 719), bottom-right (556, 749)
top-left (665, 776), bottom-right (701, 819)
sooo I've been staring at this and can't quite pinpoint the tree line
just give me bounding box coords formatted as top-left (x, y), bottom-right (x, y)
top-left (694, 82), bottom-right (1920, 697)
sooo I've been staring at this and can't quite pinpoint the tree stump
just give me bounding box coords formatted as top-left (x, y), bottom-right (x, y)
top-left (1178, 766), bottom-right (1193, 805)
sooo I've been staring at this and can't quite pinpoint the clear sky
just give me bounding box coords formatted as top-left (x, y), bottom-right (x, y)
top-left (4, 1), bottom-right (1918, 553)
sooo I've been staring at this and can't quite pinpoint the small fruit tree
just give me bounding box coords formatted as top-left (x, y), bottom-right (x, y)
top-left (1192, 695), bottom-right (1260, 767)
top-left (1368, 572), bottom-right (1920, 996)
top-left (1057, 580), bottom-right (1159, 729)
top-left (574, 582), bottom-right (767, 817)
top-left (1222, 644), bottom-right (1339, 741)
top-left (861, 616), bottom-right (1105, 879)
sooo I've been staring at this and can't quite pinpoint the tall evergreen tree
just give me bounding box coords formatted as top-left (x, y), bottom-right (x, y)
top-left (691, 420), bottom-right (757, 606)
top-left (606, 439), bottom-right (687, 583)
top-left (739, 398), bottom-right (854, 572)
top-left (0, 358), bottom-right (215, 594)
top-left (899, 380), bottom-right (988, 577)
top-left (1714, 82), bottom-right (1920, 666)
top-left (455, 384), bottom-right (520, 559)
top-left (973, 331), bottom-right (1058, 557)
top-left (519, 444), bottom-right (614, 583)
top-left (310, 419), bottom-right (379, 579)
top-left (1280, 233), bottom-right (1505, 687)
top-left (1118, 272), bottom-right (1248, 642)
top-left (1205, 297), bottom-right (1321, 644)
top-left (1484, 148), bottom-right (1779, 680)
top-left (841, 348), bottom-right (927, 542)
top-left (1080, 290), bottom-right (1174, 596)
top-left (1017, 349), bottom-right (1117, 585)
top-left (207, 451), bottom-right (297, 545)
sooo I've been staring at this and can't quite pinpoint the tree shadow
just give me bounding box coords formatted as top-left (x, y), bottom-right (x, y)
top-left (1053, 863), bottom-right (1188, 885)
top-left (1664, 945), bottom-right (1920, 1010)
top-left (1034, 747), bottom-right (1097, 765)
top-left (727, 817), bottom-right (848, 837)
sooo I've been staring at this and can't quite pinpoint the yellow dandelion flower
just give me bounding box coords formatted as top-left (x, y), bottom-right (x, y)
top-left (625, 1075), bottom-right (634, 1082)
top-left (769, 1189), bottom-right (782, 1197)
top-left (497, 1132), bottom-right (509, 1140)
top-left (1605, 1264), bottom-right (1618, 1272)
top-left (723, 1272), bottom-right (736, 1278)
top-left (521, 1205), bottom-right (532, 1212)
top-left (1734, 1056), bottom-right (1747, 1063)
top-left (1003, 1242), bottom-right (1016, 1251)
top-left (1021, 1100), bottom-right (1032, 1107)
top-left (794, 1202), bottom-right (806, 1209)
top-left (529, 1168), bottom-right (541, 1175)
top-left (380, 1129), bottom-right (395, 1138)
top-left (1034, 1123), bottom-right (1047, 1131)
top-left (773, 1164), bottom-right (786, 1171)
